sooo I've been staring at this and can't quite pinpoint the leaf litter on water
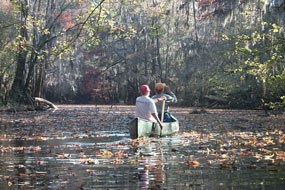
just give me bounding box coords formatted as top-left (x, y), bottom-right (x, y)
top-left (0, 105), bottom-right (284, 189)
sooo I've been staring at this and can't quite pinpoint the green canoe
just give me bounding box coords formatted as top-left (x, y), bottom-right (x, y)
top-left (129, 115), bottom-right (179, 139)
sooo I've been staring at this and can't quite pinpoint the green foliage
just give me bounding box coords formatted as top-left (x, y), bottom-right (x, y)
top-left (229, 21), bottom-right (285, 107)
top-left (269, 96), bottom-right (285, 110)
top-left (268, 70), bottom-right (285, 109)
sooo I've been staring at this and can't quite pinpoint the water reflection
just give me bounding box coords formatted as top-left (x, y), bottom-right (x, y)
top-left (136, 141), bottom-right (166, 189)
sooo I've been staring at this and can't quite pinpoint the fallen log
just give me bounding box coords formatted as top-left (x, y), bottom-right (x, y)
top-left (34, 97), bottom-right (58, 110)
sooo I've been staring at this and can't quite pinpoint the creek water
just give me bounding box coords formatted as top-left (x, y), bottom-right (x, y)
top-left (0, 105), bottom-right (284, 189)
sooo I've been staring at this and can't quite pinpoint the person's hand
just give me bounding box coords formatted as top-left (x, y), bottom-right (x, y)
top-left (158, 96), bottom-right (167, 102)
top-left (164, 85), bottom-right (171, 93)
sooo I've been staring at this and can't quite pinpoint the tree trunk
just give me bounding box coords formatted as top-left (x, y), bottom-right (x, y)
top-left (34, 64), bottom-right (45, 97)
top-left (9, 0), bottom-right (31, 105)
top-left (155, 27), bottom-right (162, 79)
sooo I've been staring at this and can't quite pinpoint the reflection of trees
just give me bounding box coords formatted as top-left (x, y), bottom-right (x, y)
top-left (0, 113), bottom-right (52, 189)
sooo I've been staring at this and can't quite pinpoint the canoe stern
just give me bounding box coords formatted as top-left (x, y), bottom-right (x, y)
top-left (129, 116), bottom-right (179, 139)
top-left (130, 118), bottom-right (160, 139)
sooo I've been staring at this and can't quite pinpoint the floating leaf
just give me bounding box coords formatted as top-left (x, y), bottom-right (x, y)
top-left (185, 160), bottom-right (200, 167)
top-left (55, 153), bottom-right (71, 159)
top-left (96, 150), bottom-right (113, 158)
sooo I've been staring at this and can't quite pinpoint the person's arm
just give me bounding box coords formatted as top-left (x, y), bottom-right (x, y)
top-left (164, 86), bottom-right (177, 103)
top-left (150, 99), bottom-right (163, 129)
top-left (151, 113), bottom-right (163, 129)
top-left (153, 96), bottom-right (167, 103)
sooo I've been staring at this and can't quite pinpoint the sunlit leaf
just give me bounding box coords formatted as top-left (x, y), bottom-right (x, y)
top-left (185, 160), bottom-right (200, 167)
top-left (96, 149), bottom-right (113, 158)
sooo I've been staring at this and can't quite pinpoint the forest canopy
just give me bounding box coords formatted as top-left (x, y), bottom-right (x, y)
top-left (0, 0), bottom-right (284, 110)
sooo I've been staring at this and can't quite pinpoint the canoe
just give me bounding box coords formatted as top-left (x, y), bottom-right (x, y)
top-left (129, 115), bottom-right (179, 139)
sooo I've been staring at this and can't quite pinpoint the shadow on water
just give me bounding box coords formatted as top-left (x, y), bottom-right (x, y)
top-left (0, 106), bottom-right (285, 189)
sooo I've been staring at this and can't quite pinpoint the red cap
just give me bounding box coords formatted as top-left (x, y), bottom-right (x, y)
top-left (139, 85), bottom-right (151, 95)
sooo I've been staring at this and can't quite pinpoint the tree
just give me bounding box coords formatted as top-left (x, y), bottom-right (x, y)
top-left (1, 0), bottom-right (284, 109)
top-left (6, 0), bottom-right (105, 109)
top-left (0, 0), bottom-right (17, 105)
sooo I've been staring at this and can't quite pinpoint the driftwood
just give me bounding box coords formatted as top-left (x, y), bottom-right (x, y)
top-left (34, 97), bottom-right (58, 110)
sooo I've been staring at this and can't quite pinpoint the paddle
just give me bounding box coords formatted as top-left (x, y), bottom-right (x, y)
top-left (161, 100), bottom-right (165, 123)
top-left (158, 100), bottom-right (165, 136)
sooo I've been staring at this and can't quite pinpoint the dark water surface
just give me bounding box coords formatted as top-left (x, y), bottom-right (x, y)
top-left (0, 105), bottom-right (284, 189)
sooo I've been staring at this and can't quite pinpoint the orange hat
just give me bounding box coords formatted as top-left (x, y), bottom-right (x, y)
top-left (155, 83), bottom-right (165, 91)
top-left (139, 85), bottom-right (151, 95)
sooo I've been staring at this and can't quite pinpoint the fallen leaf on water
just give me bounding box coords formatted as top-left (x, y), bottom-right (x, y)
top-left (96, 150), bottom-right (113, 158)
top-left (19, 173), bottom-right (28, 177)
top-left (8, 181), bottom-right (13, 186)
top-left (55, 153), bottom-right (71, 159)
top-left (111, 158), bottom-right (124, 164)
top-left (221, 153), bottom-right (229, 159)
top-left (81, 158), bottom-right (99, 165)
top-left (276, 151), bottom-right (285, 161)
top-left (30, 146), bottom-right (41, 152)
top-left (78, 152), bottom-right (87, 158)
top-left (279, 134), bottom-right (285, 143)
top-left (264, 154), bottom-right (275, 160)
top-left (115, 150), bottom-right (125, 158)
top-left (144, 165), bottom-right (158, 170)
top-left (185, 160), bottom-right (200, 167)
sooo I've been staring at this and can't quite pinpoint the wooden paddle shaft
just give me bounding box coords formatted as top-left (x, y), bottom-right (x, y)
top-left (161, 100), bottom-right (165, 122)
